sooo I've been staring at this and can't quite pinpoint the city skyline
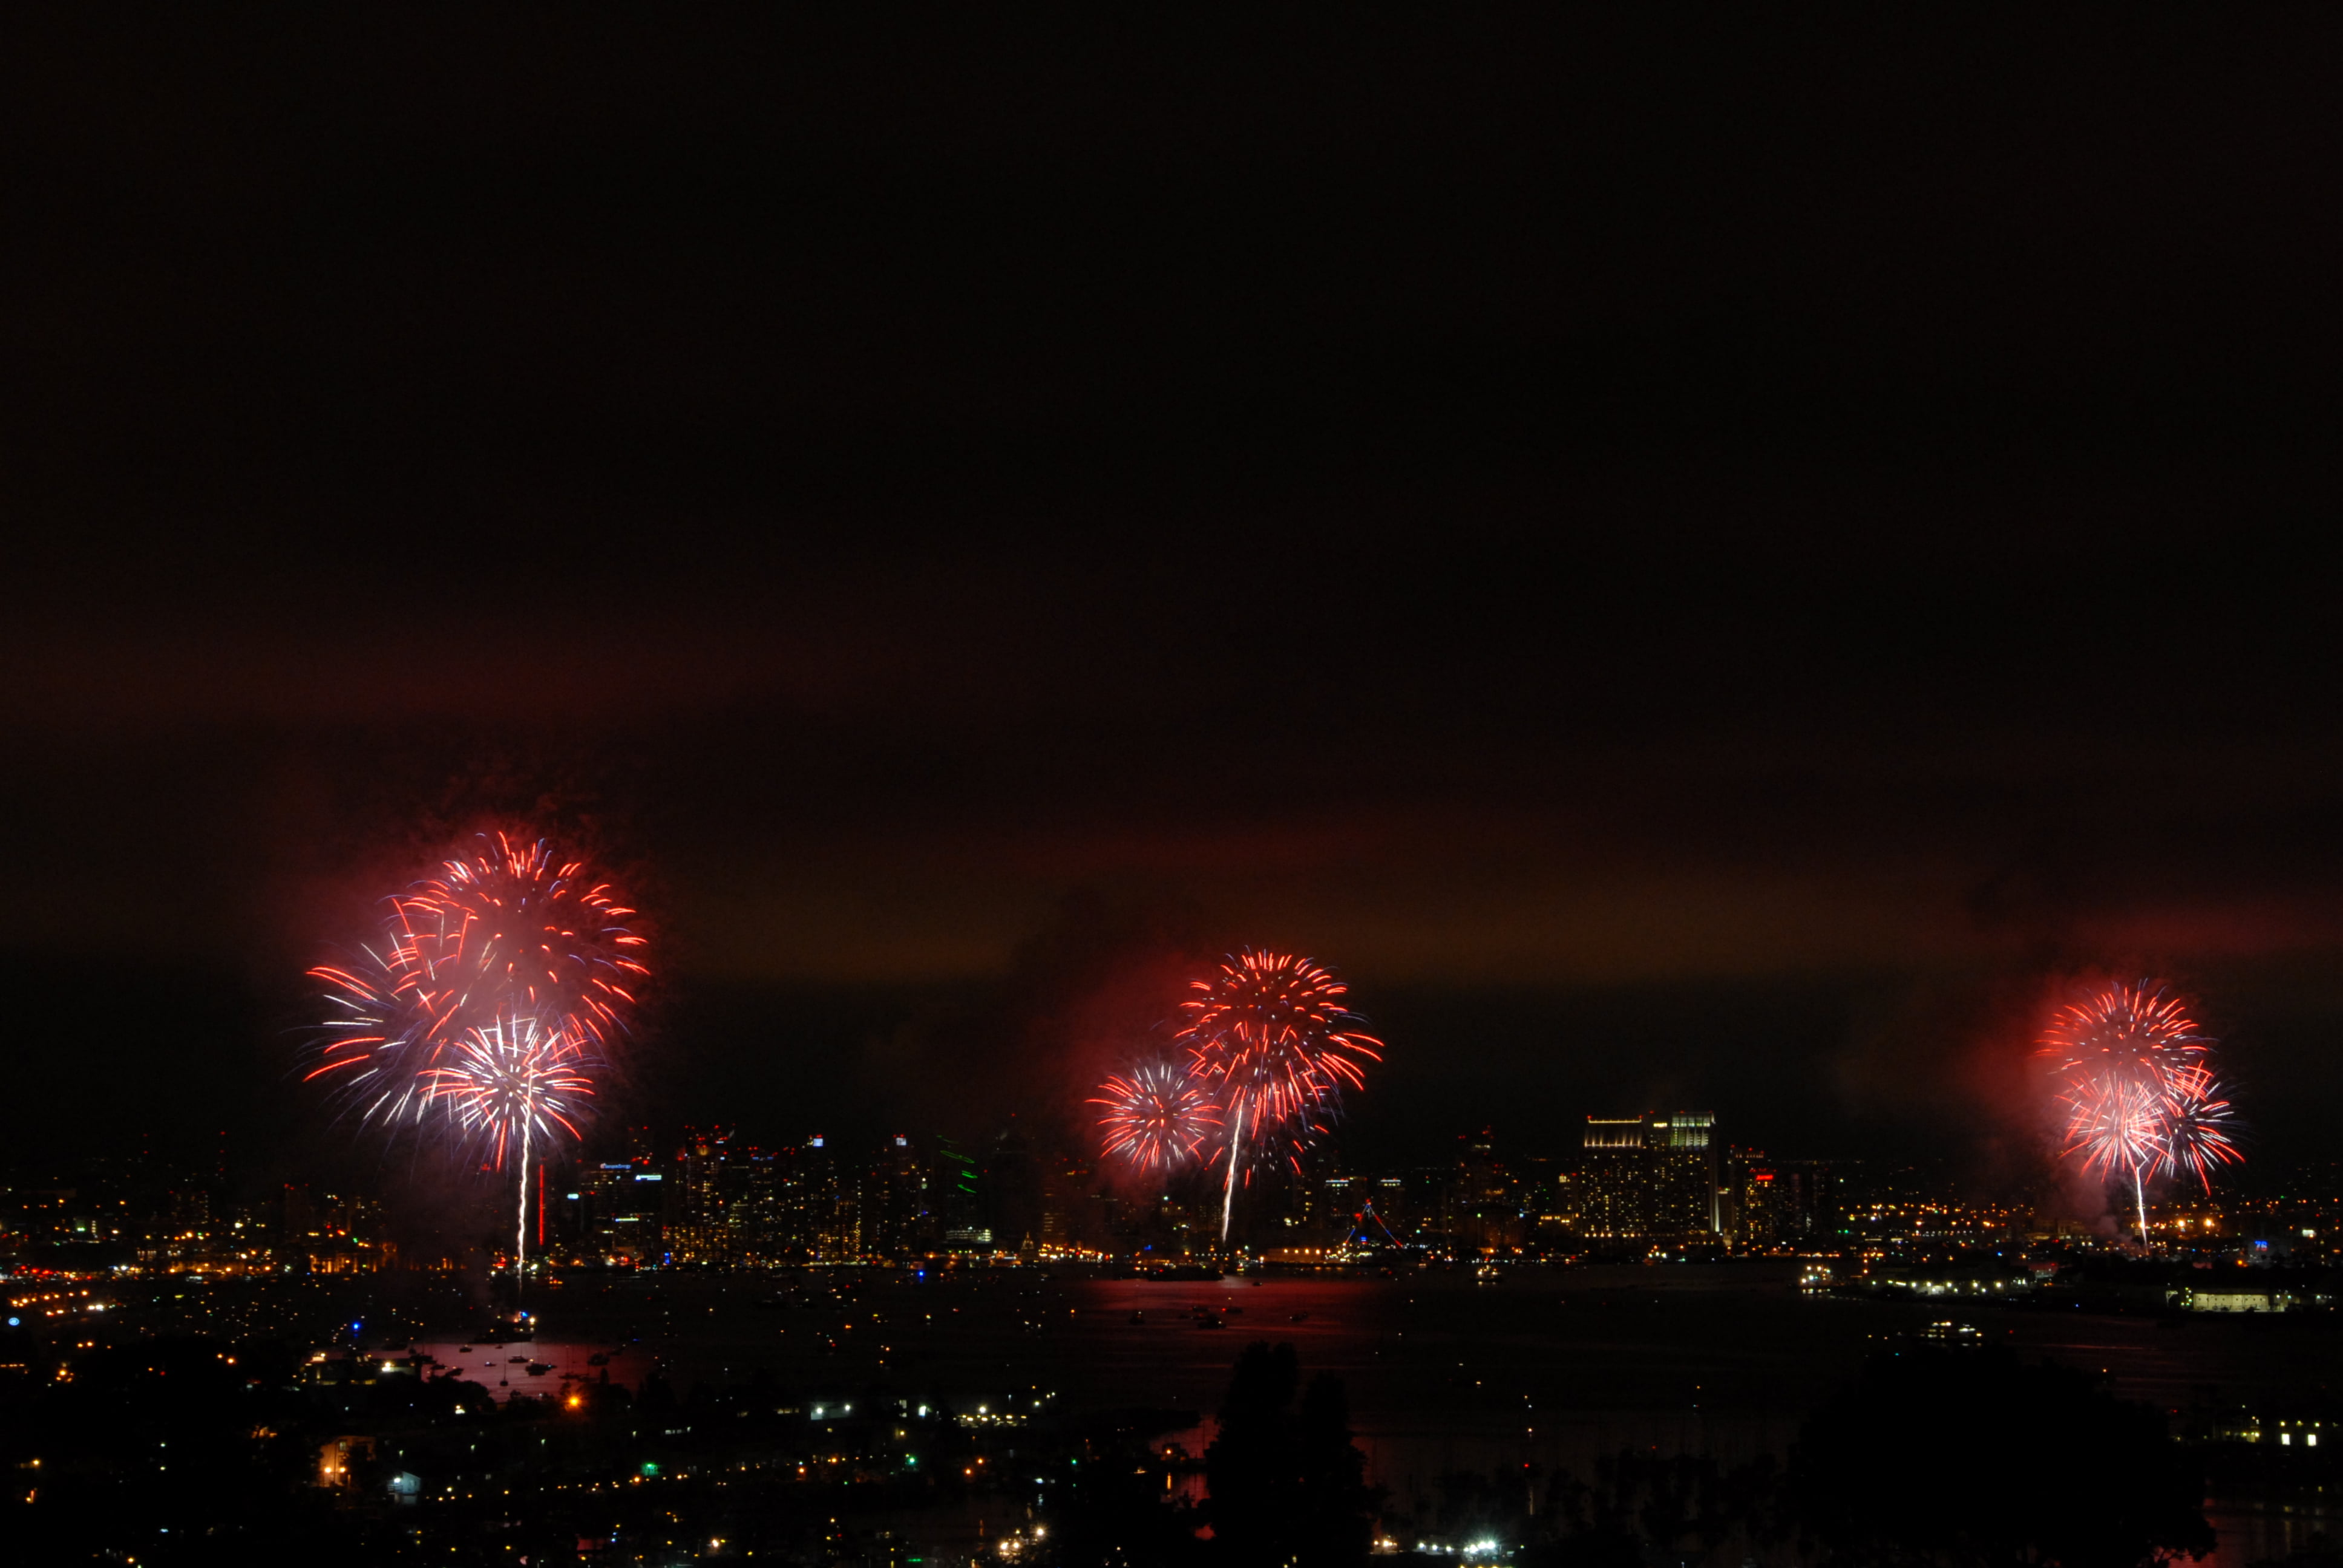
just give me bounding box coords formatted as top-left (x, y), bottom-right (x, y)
top-left (12, 1091), bottom-right (2309, 1282)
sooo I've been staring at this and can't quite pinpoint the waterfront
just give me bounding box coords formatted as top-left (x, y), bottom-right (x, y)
top-left (19, 1255), bottom-right (2342, 1563)
top-left (505, 1262), bottom-right (2338, 1502)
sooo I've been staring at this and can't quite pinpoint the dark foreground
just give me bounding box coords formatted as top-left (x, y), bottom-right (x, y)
top-left (4, 1261), bottom-right (2338, 1564)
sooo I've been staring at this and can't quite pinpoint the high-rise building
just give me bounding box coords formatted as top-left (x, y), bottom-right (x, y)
top-left (1651, 1113), bottom-right (1717, 1234)
top-left (860, 1135), bottom-right (931, 1258)
top-left (1769, 1158), bottom-right (1844, 1242)
top-left (1578, 1113), bottom-right (1719, 1238)
top-left (1579, 1116), bottom-right (1655, 1236)
top-left (1520, 1157), bottom-right (1578, 1246)
top-left (1312, 1174), bottom-right (1357, 1240)
top-left (988, 1122), bottom-right (1040, 1253)
top-left (609, 1166), bottom-right (668, 1263)
top-left (669, 1126), bottom-right (734, 1263)
top-left (727, 1146), bottom-right (790, 1263)
top-left (801, 1135), bottom-right (860, 1260)
top-left (1037, 1151), bottom-right (1107, 1253)
top-left (1386, 1168), bottom-right (1454, 1247)
top-left (1449, 1128), bottom-right (1524, 1255)
top-left (933, 1135), bottom-right (989, 1253)
top-left (578, 1161), bottom-right (632, 1253)
top-left (1720, 1146), bottom-right (1778, 1252)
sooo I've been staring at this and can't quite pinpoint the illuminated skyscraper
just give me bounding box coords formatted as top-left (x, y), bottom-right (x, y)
top-left (1578, 1113), bottom-right (1719, 1238)
top-left (862, 1135), bottom-right (931, 1258)
top-left (1720, 1146), bottom-right (1778, 1251)
top-left (934, 1135), bottom-right (989, 1253)
top-left (1651, 1113), bottom-right (1717, 1234)
top-left (1448, 1128), bottom-right (1524, 1254)
top-left (1579, 1116), bottom-right (1655, 1235)
top-left (669, 1126), bottom-right (733, 1263)
top-left (801, 1135), bottom-right (860, 1261)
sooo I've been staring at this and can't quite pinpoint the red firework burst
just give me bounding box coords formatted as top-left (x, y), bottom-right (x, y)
top-left (2159, 1065), bottom-right (2243, 1187)
top-left (419, 1012), bottom-right (595, 1276)
top-left (1179, 948), bottom-right (1381, 1240)
top-left (421, 1014), bottom-right (596, 1168)
top-left (1091, 1060), bottom-right (1222, 1174)
top-left (2039, 979), bottom-right (2240, 1242)
top-left (308, 830), bottom-right (648, 1123)
top-left (2040, 981), bottom-right (2206, 1090)
top-left (390, 830), bottom-right (646, 1050)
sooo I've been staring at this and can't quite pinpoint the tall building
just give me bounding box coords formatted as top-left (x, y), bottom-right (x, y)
top-left (577, 1161), bottom-right (633, 1253)
top-left (1449, 1128), bottom-right (1524, 1255)
top-left (729, 1146), bottom-right (791, 1264)
top-left (626, 1169), bottom-right (671, 1260)
top-left (1651, 1113), bottom-right (1718, 1234)
top-left (1719, 1146), bottom-right (1777, 1252)
top-left (861, 1135), bottom-right (931, 1258)
top-left (669, 1126), bottom-right (734, 1263)
top-left (1385, 1168), bottom-right (1454, 1247)
top-left (608, 1162), bottom-right (669, 1263)
top-left (801, 1135), bottom-right (860, 1261)
top-left (1031, 1148), bottom-right (1113, 1254)
top-left (1520, 1157), bottom-right (1578, 1246)
top-left (1312, 1174), bottom-right (1357, 1241)
top-left (933, 1135), bottom-right (989, 1253)
top-left (1578, 1113), bottom-right (1719, 1238)
top-left (1579, 1116), bottom-right (1656, 1236)
top-left (988, 1122), bottom-right (1040, 1253)
top-left (1769, 1158), bottom-right (1844, 1242)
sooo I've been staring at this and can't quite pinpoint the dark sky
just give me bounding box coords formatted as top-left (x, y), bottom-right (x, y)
top-left (6, 16), bottom-right (2343, 1180)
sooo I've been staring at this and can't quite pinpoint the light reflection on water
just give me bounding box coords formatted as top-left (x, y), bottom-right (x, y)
top-left (406, 1338), bottom-right (655, 1403)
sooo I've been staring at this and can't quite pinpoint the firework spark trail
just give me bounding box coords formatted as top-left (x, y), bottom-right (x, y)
top-left (2040, 979), bottom-right (2238, 1243)
top-left (2060, 1073), bottom-right (2166, 1238)
top-left (1091, 1060), bottom-right (1222, 1175)
top-left (1179, 949), bottom-right (1381, 1244)
top-left (419, 1014), bottom-right (596, 1279)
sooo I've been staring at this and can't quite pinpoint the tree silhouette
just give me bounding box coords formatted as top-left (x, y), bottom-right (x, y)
top-left (1204, 1342), bottom-right (1381, 1568)
top-left (1529, 1450), bottom-right (1789, 1568)
top-left (1296, 1371), bottom-right (1378, 1568)
top-left (1051, 1408), bottom-right (1206, 1568)
top-left (1794, 1345), bottom-right (2214, 1568)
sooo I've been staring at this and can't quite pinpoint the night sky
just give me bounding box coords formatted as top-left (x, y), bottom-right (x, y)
top-left (6, 17), bottom-right (2343, 1183)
